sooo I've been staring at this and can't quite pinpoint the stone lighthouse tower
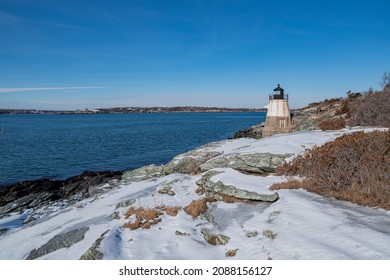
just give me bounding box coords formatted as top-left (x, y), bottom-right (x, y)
top-left (262, 84), bottom-right (292, 137)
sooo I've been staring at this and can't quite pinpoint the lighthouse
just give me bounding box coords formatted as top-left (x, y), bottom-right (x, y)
top-left (262, 84), bottom-right (292, 137)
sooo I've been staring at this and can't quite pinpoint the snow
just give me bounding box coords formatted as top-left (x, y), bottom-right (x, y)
top-left (1, 127), bottom-right (390, 260)
top-left (209, 168), bottom-right (283, 194)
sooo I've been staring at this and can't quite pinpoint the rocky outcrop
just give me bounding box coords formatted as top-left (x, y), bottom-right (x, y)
top-left (200, 153), bottom-right (293, 175)
top-left (291, 98), bottom-right (348, 132)
top-left (122, 164), bottom-right (163, 183)
top-left (0, 171), bottom-right (123, 217)
top-left (0, 228), bottom-right (7, 236)
top-left (26, 227), bottom-right (89, 260)
top-left (121, 151), bottom-right (223, 181)
top-left (197, 170), bottom-right (279, 202)
top-left (162, 151), bottom-right (222, 175)
top-left (232, 123), bottom-right (264, 139)
top-left (79, 230), bottom-right (109, 260)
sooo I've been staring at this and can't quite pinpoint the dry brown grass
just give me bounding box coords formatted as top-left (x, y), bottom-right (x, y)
top-left (207, 234), bottom-right (218, 245)
top-left (318, 118), bottom-right (346, 130)
top-left (123, 205), bottom-right (182, 230)
top-left (274, 130), bottom-right (390, 210)
top-left (184, 197), bottom-right (216, 218)
top-left (123, 207), bottom-right (163, 230)
top-left (270, 179), bottom-right (309, 190)
top-left (225, 249), bottom-right (238, 257)
top-left (155, 205), bottom-right (181, 216)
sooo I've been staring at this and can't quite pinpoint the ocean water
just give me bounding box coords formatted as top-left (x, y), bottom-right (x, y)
top-left (0, 112), bottom-right (265, 186)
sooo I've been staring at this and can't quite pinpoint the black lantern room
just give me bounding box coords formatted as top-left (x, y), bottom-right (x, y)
top-left (272, 84), bottom-right (284, 99)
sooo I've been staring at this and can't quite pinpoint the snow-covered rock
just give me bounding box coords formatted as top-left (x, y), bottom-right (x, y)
top-left (197, 169), bottom-right (280, 202)
top-left (200, 153), bottom-right (292, 175)
top-left (162, 151), bottom-right (222, 175)
top-left (122, 164), bottom-right (163, 183)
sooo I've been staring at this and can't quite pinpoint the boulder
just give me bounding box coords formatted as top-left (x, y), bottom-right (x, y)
top-left (122, 164), bottom-right (163, 183)
top-left (197, 170), bottom-right (279, 202)
top-left (200, 153), bottom-right (292, 175)
top-left (162, 151), bottom-right (222, 175)
top-left (26, 227), bottom-right (89, 260)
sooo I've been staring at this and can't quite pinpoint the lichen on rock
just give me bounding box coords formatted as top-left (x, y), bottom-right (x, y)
top-left (162, 151), bottom-right (222, 175)
top-left (122, 164), bottom-right (163, 183)
top-left (197, 170), bottom-right (279, 202)
top-left (200, 153), bottom-right (293, 175)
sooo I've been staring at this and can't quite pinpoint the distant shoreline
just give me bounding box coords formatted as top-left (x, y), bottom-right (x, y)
top-left (0, 106), bottom-right (266, 115)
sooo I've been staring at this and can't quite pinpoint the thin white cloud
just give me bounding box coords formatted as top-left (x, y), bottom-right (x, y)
top-left (0, 87), bottom-right (102, 93)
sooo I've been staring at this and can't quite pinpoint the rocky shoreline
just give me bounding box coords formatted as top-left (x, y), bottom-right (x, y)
top-left (2, 126), bottom-right (384, 260)
top-left (0, 170), bottom-right (124, 218)
top-left (0, 141), bottom-right (288, 225)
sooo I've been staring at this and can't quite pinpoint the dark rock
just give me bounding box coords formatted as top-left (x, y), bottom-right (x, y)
top-left (175, 230), bottom-right (190, 236)
top-left (232, 123), bottom-right (264, 139)
top-left (0, 170), bottom-right (123, 217)
top-left (0, 228), bottom-right (7, 236)
top-left (245, 231), bottom-right (259, 238)
top-left (26, 227), bottom-right (89, 260)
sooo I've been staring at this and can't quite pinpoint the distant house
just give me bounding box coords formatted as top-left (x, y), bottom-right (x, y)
top-left (262, 84), bottom-right (292, 137)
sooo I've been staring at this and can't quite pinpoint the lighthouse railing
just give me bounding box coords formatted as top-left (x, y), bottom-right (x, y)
top-left (269, 94), bottom-right (289, 100)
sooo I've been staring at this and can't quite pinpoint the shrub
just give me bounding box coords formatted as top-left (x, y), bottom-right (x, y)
top-left (318, 118), bottom-right (346, 130)
top-left (269, 179), bottom-right (309, 190)
top-left (273, 130), bottom-right (390, 209)
top-left (348, 88), bottom-right (390, 127)
top-left (335, 100), bottom-right (351, 116)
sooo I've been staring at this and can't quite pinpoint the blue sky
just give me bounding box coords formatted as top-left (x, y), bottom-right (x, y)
top-left (0, 0), bottom-right (389, 109)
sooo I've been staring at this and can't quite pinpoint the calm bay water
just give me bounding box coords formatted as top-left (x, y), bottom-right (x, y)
top-left (0, 112), bottom-right (265, 186)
